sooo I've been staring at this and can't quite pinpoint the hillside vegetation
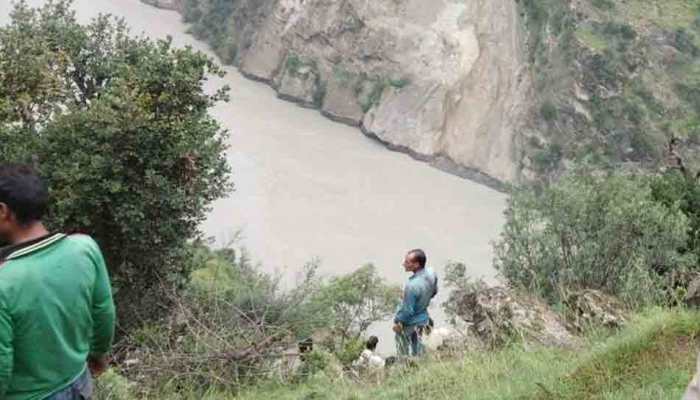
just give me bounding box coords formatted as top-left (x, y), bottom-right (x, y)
top-left (519, 0), bottom-right (700, 180)
top-left (99, 309), bottom-right (700, 399)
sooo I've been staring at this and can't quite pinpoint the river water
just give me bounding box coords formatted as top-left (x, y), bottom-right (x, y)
top-left (1, 0), bottom-right (507, 353)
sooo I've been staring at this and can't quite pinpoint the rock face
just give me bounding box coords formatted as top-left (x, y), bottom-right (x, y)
top-left (451, 286), bottom-right (578, 348)
top-left (145, 0), bottom-right (700, 185)
top-left (564, 289), bottom-right (627, 332)
top-left (153, 0), bottom-right (531, 187)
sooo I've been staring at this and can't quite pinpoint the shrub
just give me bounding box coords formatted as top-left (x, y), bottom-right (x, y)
top-left (312, 264), bottom-right (400, 347)
top-left (592, 0), bottom-right (615, 11)
top-left (675, 28), bottom-right (700, 57)
top-left (650, 172), bottom-right (700, 260)
top-left (118, 248), bottom-right (398, 393)
top-left (541, 101), bottom-right (559, 122)
top-left (285, 53), bottom-right (303, 76)
top-left (494, 171), bottom-right (695, 307)
top-left (95, 370), bottom-right (135, 400)
top-left (0, 1), bottom-right (231, 328)
top-left (532, 143), bottom-right (563, 173)
top-left (602, 22), bottom-right (637, 41)
top-left (677, 82), bottom-right (700, 111)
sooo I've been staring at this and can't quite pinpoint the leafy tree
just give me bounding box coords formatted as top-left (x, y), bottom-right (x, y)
top-left (311, 264), bottom-right (400, 351)
top-left (650, 171), bottom-right (700, 261)
top-left (0, 0), bottom-right (231, 329)
top-left (494, 171), bottom-right (695, 307)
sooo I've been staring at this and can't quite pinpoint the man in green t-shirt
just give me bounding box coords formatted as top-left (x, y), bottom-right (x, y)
top-left (0, 164), bottom-right (115, 400)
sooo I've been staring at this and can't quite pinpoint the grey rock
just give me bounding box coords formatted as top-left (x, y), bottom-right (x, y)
top-left (564, 289), bottom-right (627, 332)
top-left (451, 286), bottom-right (578, 349)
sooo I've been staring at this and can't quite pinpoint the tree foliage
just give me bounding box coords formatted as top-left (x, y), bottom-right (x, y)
top-left (118, 248), bottom-right (399, 393)
top-left (495, 171), bottom-right (696, 307)
top-left (650, 171), bottom-right (700, 258)
top-left (312, 264), bottom-right (400, 345)
top-left (0, 0), bottom-right (232, 328)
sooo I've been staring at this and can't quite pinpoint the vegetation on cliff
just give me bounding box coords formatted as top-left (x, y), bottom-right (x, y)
top-left (496, 169), bottom-right (699, 307)
top-left (518, 0), bottom-right (700, 180)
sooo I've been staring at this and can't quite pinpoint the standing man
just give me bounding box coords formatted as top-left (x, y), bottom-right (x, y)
top-left (393, 249), bottom-right (438, 357)
top-left (0, 164), bottom-right (115, 400)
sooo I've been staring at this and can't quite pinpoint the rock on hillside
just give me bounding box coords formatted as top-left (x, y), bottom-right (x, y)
top-left (450, 285), bottom-right (579, 348)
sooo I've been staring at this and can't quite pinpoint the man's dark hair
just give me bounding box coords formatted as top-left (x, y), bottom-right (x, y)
top-left (366, 335), bottom-right (379, 351)
top-left (0, 164), bottom-right (48, 225)
top-left (408, 248), bottom-right (427, 268)
top-left (298, 337), bottom-right (313, 354)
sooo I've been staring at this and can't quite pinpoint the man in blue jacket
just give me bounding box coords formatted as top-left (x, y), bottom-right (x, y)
top-left (393, 249), bottom-right (438, 357)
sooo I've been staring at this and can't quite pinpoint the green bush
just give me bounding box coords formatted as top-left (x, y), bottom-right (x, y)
top-left (285, 53), bottom-right (303, 76)
top-left (675, 28), bottom-right (700, 56)
top-left (677, 82), bottom-right (700, 111)
top-left (532, 143), bottom-right (563, 173)
top-left (95, 370), bottom-right (135, 400)
top-left (0, 1), bottom-right (231, 328)
top-left (541, 102), bottom-right (559, 122)
top-left (312, 264), bottom-right (400, 347)
top-left (117, 248), bottom-right (398, 393)
top-left (650, 172), bottom-right (700, 260)
top-left (602, 22), bottom-right (637, 41)
top-left (592, 0), bottom-right (615, 11)
top-left (495, 172), bottom-right (695, 307)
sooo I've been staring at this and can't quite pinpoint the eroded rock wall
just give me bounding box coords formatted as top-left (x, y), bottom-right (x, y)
top-left (154, 0), bottom-right (531, 186)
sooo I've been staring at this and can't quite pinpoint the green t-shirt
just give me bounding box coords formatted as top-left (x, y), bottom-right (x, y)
top-left (0, 233), bottom-right (115, 400)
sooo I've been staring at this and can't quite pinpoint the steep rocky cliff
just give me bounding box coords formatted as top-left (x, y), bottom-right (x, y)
top-left (144, 0), bottom-right (700, 186)
top-left (145, 0), bottom-right (530, 187)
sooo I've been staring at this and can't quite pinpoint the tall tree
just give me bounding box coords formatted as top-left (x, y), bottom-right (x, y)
top-left (0, 0), bottom-right (232, 330)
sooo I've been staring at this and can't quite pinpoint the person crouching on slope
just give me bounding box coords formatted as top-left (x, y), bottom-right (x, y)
top-left (393, 249), bottom-right (438, 358)
top-left (352, 336), bottom-right (385, 371)
top-left (0, 164), bottom-right (116, 400)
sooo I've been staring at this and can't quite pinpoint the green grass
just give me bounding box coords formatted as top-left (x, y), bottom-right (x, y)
top-left (243, 309), bottom-right (700, 400)
top-left (531, 308), bottom-right (700, 399)
top-left (111, 309), bottom-right (699, 399)
top-left (621, 0), bottom-right (700, 29)
top-left (576, 26), bottom-right (610, 52)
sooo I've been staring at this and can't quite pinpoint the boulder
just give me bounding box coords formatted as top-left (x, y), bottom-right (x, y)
top-left (564, 289), bottom-right (627, 332)
top-left (451, 286), bottom-right (578, 348)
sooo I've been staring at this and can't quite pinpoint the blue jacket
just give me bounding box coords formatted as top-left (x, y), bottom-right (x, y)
top-left (394, 267), bottom-right (438, 326)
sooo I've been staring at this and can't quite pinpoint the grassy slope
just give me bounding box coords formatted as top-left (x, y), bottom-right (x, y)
top-left (168, 309), bottom-right (700, 400)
